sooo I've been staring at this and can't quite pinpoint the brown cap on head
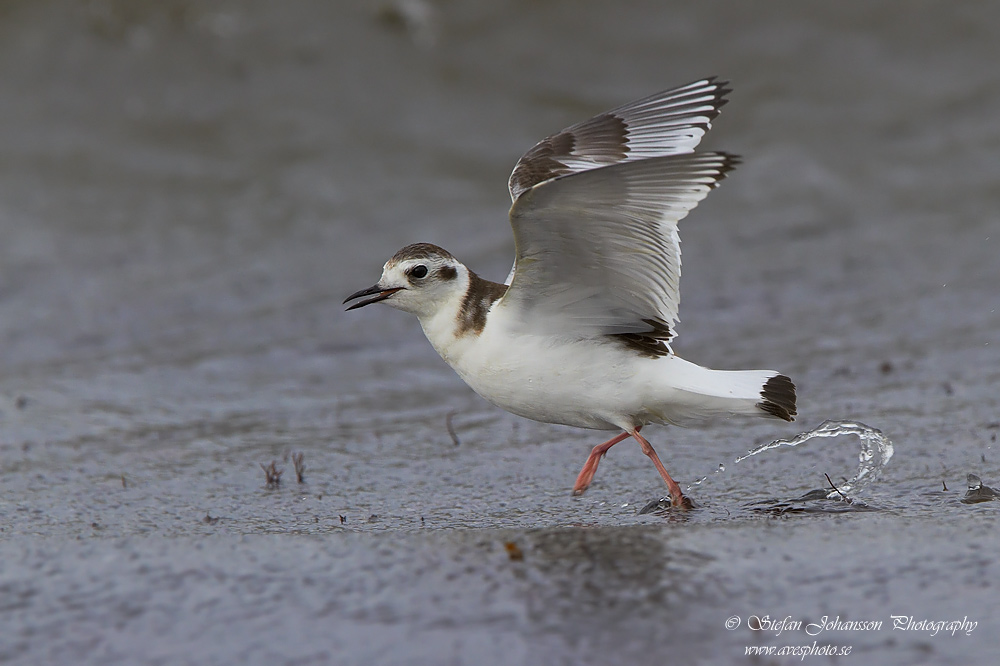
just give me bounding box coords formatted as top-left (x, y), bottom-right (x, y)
top-left (388, 243), bottom-right (455, 266)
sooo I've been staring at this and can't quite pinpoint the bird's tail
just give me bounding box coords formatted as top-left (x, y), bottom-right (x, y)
top-left (644, 357), bottom-right (797, 425)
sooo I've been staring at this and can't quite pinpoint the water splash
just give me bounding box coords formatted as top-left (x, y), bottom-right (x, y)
top-left (734, 419), bottom-right (894, 498)
top-left (690, 462), bottom-right (727, 487)
top-left (642, 420), bottom-right (895, 514)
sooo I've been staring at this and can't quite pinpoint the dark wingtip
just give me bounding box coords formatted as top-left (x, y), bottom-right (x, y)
top-left (757, 374), bottom-right (797, 422)
top-left (706, 76), bottom-right (732, 109)
top-left (690, 76), bottom-right (731, 118)
top-left (705, 152), bottom-right (742, 187)
top-left (718, 151), bottom-right (741, 175)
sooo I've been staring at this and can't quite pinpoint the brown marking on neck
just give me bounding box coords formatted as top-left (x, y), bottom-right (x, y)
top-left (456, 271), bottom-right (507, 336)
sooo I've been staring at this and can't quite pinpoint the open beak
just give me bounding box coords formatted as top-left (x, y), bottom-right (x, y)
top-left (343, 285), bottom-right (404, 311)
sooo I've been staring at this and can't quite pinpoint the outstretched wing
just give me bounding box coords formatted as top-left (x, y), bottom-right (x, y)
top-left (507, 77), bottom-right (730, 202)
top-left (497, 152), bottom-right (738, 350)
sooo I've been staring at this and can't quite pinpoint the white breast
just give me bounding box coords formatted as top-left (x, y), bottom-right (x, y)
top-left (419, 302), bottom-right (640, 430)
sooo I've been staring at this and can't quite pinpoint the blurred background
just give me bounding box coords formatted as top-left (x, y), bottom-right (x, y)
top-left (1, 1), bottom-right (998, 665)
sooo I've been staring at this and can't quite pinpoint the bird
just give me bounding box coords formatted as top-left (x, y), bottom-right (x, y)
top-left (344, 78), bottom-right (796, 508)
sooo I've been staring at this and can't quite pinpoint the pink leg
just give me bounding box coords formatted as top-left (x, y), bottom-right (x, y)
top-left (572, 431), bottom-right (630, 495)
top-left (630, 428), bottom-right (692, 509)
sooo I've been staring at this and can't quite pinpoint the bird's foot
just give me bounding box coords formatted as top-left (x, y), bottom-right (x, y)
top-left (639, 493), bottom-right (697, 514)
top-left (672, 492), bottom-right (695, 510)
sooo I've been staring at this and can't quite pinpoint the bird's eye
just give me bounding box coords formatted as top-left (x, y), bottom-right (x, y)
top-left (410, 264), bottom-right (428, 279)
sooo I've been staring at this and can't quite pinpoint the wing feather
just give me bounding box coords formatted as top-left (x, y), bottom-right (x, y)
top-left (507, 77), bottom-right (730, 201)
top-left (498, 152), bottom-right (739, 345)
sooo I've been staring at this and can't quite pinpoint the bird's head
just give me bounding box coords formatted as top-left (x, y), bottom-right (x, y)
top-left (344, 243), bottom-right (466, 319)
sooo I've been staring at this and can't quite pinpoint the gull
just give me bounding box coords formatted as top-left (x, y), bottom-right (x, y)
top-left (344, 78), bottom-right (796, 508)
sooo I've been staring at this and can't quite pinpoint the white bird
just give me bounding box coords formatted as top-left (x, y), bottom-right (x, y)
top-left (345, 78), bottom-right (796, 508)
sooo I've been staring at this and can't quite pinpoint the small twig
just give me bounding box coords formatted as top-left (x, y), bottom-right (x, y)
top-left (824, 473), bottom-right (853, 503)
top-left (291, 452), bottom-right (306, 484)
top-left (445, 411), bottom-right (461, 446)
top-left (942, 480), bottom-right (948, 492)
top-left (260, 461), bottom-right (284, 488)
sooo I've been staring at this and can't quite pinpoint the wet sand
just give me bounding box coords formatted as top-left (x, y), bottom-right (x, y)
top-left (1, 1), bottom-right (998, 664)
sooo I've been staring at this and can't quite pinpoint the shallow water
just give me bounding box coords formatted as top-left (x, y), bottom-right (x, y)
top-left (1, 1), bottom-right (999, 664)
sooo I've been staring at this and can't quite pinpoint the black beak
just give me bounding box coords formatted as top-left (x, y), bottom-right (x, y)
top-left (343, 285), bottom-right (404, 311)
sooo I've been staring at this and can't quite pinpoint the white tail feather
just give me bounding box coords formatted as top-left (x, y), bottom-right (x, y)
top-left (641, 356), bottom-right (795, 425)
